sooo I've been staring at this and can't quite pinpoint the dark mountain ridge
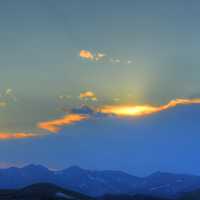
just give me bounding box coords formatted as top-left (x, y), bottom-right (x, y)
top-left (0, 182), bottom-right (94, 200)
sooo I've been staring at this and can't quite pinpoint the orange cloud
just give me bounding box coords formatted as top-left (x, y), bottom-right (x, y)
top-left (100, 98), bottom-right (200, 117)
top-left (0, 132), bottom-right (37, 140)
top-left (37, 114), bottom-right (89, 133)
top-left (79, 91), bottom-right (97, 101)
top-left (1, 98), bottom-right (200, 140)
top-left (79, 50), bottom-right (106, 61)
top-left (79, 50), bottom-right (94, 60)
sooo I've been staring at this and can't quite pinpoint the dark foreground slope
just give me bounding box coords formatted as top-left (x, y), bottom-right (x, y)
top-left (0, 183), bottom-right (94, 200)
top-left (179, 188), bottom-right (200, 200)
top-left (101, 194), bottom-right (170, 200)
top-left (1, 183), bottom-right (200, 200)
top-left (100, 188), bottom-right (200, 200)
top-left (0, 183), bottom-right (169, 200)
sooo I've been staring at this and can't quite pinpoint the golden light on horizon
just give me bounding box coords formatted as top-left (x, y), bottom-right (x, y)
top-left (100, 98), bottom-right (200, 117)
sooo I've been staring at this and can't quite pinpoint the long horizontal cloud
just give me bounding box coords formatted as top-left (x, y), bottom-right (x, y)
top-left (99, 98), bottom-right (200, 117)
top-left (38, 98), bottom-right (200, 134)
top-left (1, 98), bottom-right (200, 139)
top-left (37, 114), bottom-right (89, 133)
top-left (0, 132), bottom-right (37, 140)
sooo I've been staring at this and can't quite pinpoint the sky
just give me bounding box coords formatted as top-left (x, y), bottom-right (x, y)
top-left (0, 0), bottom-right (200, 176)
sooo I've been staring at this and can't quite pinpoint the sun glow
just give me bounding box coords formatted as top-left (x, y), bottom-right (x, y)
top-left (100, 98), bottom-right (200, 117)
top-left (100, 105), bottom-right (158, 116)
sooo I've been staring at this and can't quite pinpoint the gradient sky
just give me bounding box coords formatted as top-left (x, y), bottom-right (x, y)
top-left (0, 0), bottom-right (200, 176)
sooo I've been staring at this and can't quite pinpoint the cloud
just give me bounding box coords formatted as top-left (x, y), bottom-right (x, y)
top-left (79, 50), bottom-right (105, 61)
top-left (70, 105), bottom-right (95, 115)
top-left (0, 89), bottom-right (16, 108)
top-left (99, 98), bottom-right (200, 117)
top-left (95, 52), bottom-right (106, 61)
top-left (0, 132), bottom-right (37, 140)
top-left (36, 97), bottom-right (200, 135)
top-left (1, 97), bottom-right (200, 140)
top-left (5, 88), bottom-right (13, 96)
top-left (110, 58), bottom-right (121, 63)
top-left (79, 50), bottom-right (133, 64)
top-left (79, 50), bottom-right (94, 60)
top-left (37, 114), bottom-right (89, 133)
top-left (127, 60), bottom-right (132, 64)
top-left (79, 91), bottom-right (97, 101)
top-left (4, 88), bottom-right (16, 101)
top-left (58, 95), bottom-right (72, 100)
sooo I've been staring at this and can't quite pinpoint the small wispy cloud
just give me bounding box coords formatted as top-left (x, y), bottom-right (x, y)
top-left (0, 132), bottom-right (37, 140)
top-left (110, 58), bottom-right (121, 63)
top-left (58, 95), bottom-right (72, 100)
top-left (79, 91), bottom-right (97, 101)
top-left (127, 60), bottom-right (132, 64)
top-left (5, 88), bottom-right (16, 101)
top-left (95, 52), bottom-right (106, 61)
top-left (0, 88), bottom-right (16, 108)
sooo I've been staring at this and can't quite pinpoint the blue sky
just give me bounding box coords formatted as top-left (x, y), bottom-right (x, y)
top-left (0, 0), bottom-right (200, 175)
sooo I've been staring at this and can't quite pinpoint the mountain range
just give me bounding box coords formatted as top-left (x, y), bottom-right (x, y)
top-left (0, 164), bottom-right (200, 198)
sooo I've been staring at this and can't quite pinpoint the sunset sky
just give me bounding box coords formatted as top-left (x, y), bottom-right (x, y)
top-left (0, 0), bottom-right (200, 176)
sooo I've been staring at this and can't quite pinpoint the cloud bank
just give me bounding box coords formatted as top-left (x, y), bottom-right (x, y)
top-left (1, 98), bottom-right (200, 139)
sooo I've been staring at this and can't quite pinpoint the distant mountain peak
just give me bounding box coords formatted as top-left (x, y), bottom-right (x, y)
top-left (22, 164), bottom-right (49, 171)
top-left (67, 165), bottom-right (82, 170)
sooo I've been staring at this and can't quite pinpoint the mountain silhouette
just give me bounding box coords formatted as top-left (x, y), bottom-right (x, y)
top-left (0, 165), bottom-right (200, 198)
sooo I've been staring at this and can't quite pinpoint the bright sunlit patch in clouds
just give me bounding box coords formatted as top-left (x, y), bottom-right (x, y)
top-left (79, 91), bottom-right (97, 101)
top-left (100, 105), bottom-right (159, 116)
top-left (100, 98), bottom-right (200, 117)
